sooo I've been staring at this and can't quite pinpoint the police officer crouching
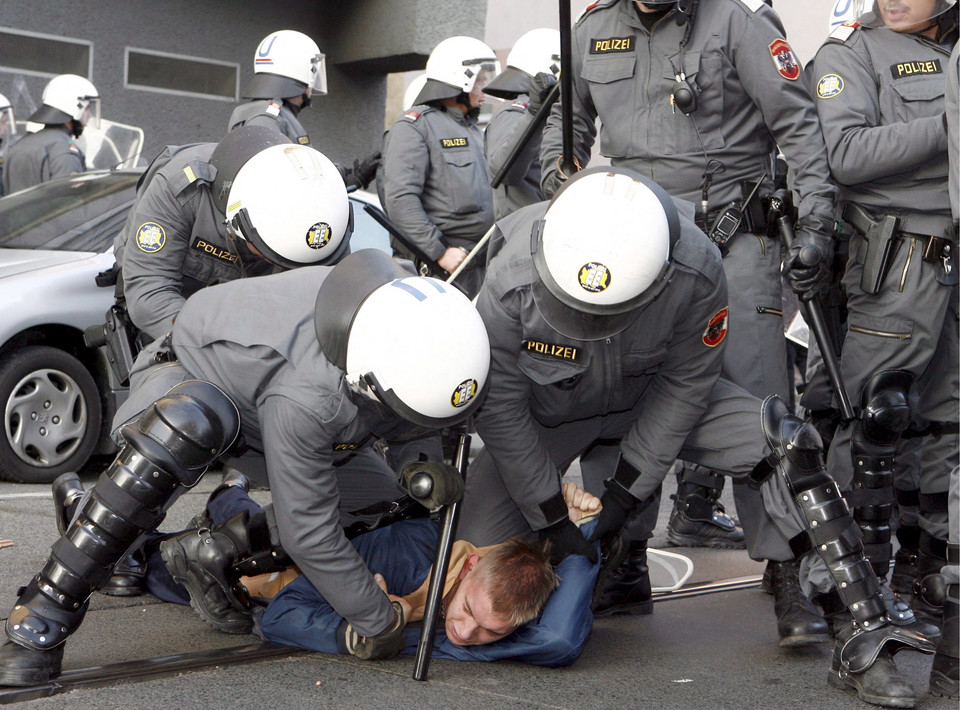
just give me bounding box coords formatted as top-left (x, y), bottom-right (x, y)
top-left (0, 249), bottom-right (490, 684)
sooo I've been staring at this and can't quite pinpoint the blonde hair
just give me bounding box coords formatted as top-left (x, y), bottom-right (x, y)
top-left (473, 537), bottom-right (559, 626)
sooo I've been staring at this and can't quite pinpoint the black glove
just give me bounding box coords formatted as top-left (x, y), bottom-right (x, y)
top-left (785, 218), bottom-right (835, 301)
top-left (527, 72), bottom-right (557, 117)
top-left (588, 479), bottom-right (638, 544)
top-left (340, 601), bottom-right (405, 660)
top-left (541, 168), bottom-right (567, 199)
top-left (400, 461), bottom-right (464, 510)
top-left (539, 517), bottom-right (598, 565)
top-left (350, 151), bottom-right (381, 190)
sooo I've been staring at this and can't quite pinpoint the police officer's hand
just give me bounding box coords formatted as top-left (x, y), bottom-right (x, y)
top-left (339, 600), bottom-right (405, 660)
top-left (539, 517), bottom-right (599, 565)
top-left (588, 480), bottom-right (638, 545)
top-left (438, 246), bottom-right (468, 274)
top-left (351, 151), bottom-right (381, 190)
top-left (786, 222), bottom-right (835, 301)
top-left (527, 72), bottom-right (557, 117)
top-left (541, 169), bottom-right (566, 199)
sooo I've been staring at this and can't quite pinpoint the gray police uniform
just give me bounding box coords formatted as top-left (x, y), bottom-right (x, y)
top-left (457, 201), bottom-right (797, 563)
top-left (539, 0), bottom-right (839, 560)
top-left (227, 99), bottom-right (311, 145)
top-left (116, 143), bottom-right (253, 341)
top-left (484, 95), bottom-right (544, 219)
top-left (112, 267), bottom-right (437, 638)
top-left (2, 125), bottom-right (85, 194)
top-left (813, 22), bottom-right (958, 546)
top-left (948, 44), bottom-right (959, 592)
top-left (380, 104), bottom-right (494, 296)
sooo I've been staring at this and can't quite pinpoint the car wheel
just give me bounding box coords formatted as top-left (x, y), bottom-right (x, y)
top-left (0, 345), bottom-right (102, 484)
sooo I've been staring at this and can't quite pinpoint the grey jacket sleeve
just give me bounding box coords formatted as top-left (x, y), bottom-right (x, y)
top-left (619, 268), bottom-right (728, 502)
top-left (472, 286), bottom-right (568, 531)
top-left (119, 174), bottom-right (193, 339)
top-left (486, 105), bottom-right (539, 187)
top-left (813, 39), bottom-right (947, 186)
top-left (46, 141), bottom-right (85, 181)
top-left (948, 45), bottom-right (959, 222)
top-left (539, 26), bottom-right (597, 190)
top-left (259, 395), bottom-right (397, 639)
top-left (728, 8), bottom-right (837, 226)
top-left (381, 119), bottom-right (447, 260)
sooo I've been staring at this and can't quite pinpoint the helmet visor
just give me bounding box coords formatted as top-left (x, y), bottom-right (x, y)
top-left (854, 0), bottom-right (956, 30)
top-left (464, 59), bottom-right (500, 92)
top-left (81, 97), bottom-right (101, 130)
top-left (310, 52), bottom-right (328, 96)
top-left (0, 107), bottom-right (14, 137)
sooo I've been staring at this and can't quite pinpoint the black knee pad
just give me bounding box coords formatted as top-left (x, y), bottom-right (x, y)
top-left (855, 370), bottom-right (913, 449)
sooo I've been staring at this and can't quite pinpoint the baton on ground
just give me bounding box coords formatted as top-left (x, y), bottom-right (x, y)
top-left (558, 0), bottom-right (576, 176)
top-left (446, 225), bottom-right (496, 285)
top-left (778, 215), bottom-right (856, 420)
top-left (490, 82), bottom-right (560, 189)
top-left (412, 425), bottom-right (472, 681)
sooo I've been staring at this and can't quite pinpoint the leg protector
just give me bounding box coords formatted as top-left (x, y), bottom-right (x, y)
top-left (5, 380), bottom-right (239, 653)
top-left (759, 396), bottom-right (933, 675)
top-left (848, 371), bottom-right (913, 578)
top-left (913, 530), bottom-right (948, 624)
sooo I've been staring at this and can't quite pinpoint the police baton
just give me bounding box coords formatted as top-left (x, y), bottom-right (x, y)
top-left (778, 215), bottom-right (855, 420)
top-left (490, 82), bottom-right (560, 189)
top-left (361, 203), bottom-right (446, 276)
top-left (412, 425), bottom-right (472, 681)
top-left (558, 0), bottom-right (576, 176)
top-left (446, 225), bottom-right (496, 285)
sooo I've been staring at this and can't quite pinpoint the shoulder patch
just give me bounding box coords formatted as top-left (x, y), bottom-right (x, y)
top-left (266, 100), bottom-right (282, 117)
top-left (136, 223), bottom-right (166, 253)
top-left (737, 0), bottom-right (766, 11)
top-left (702, 307), bottom-right (729, 347)
top-left (403, 109), bottom-right (421, 122)
top-left (816, 73), bottom-right (845, 99)
top-left (828, 21), bottom-right (859, 42)
top-left (769, 39), bottom-right (800, 80)
top-left (522, 339), bottom-right (582, 362)
top-left (511, 98), bottom-right (528, 109)
top-left (297, 136), bottom-right (310, 144)
top-left (67, 140), bottom-right (81, 154)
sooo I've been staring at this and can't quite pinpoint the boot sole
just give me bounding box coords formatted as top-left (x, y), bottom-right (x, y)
top-left (778, 632), bottom-right (830, 648)
top-left (593, 599), bottom-right (654, 618)
top-left (0, 666), bottom-right (56, 686)
top-left (827, 670), bottom-right (918, 708)
top-left (160, 539), bottom-right (253, 635)
top-left (100, 584), bottom-right (145, 598)
top-left (666, 531), bottom-right (746, 550)
top-left (928, 670), bottom-right (959, 699)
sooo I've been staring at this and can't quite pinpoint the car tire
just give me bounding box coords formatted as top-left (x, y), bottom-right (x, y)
top-left (0, 346), bottom-right (102, 484)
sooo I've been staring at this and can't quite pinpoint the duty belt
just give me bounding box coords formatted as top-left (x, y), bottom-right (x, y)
top-left (842, 203), bottom-right (952, 262)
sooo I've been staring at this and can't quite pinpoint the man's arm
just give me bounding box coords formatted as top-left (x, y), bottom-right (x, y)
top-left (486, 105), bottom-right (540, 188)
top-left (813, 38), bottom-right (947, 186)
top-left (46, 139), bottom-right (85, 181)
top-left (119, 173), bottom-right (194, 339)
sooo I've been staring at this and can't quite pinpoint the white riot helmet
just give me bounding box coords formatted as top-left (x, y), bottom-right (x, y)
top-left (315, 250), bottom-right (490, 427)
top-left (210, 125), bottom-right (352, 268)
top-left (853, 0), bottom-right (956, 30)
top-left (245, 30), bottom-right (327, 100)
top-left (0, 93), bottom-right (14, 138)
top-left (403, 73), bottom-right (428, 111)
top-left (532, 167), bottom-right (680, 341)
top-left (30, 74), bottom-right (100, 132)
top-left (484, 28), bottom-right (561, 100)
top-left (414, 36), bottom-right (500, 104)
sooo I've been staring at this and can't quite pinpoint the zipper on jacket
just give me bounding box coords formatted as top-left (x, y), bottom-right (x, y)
top-left (849, 325), bottom-right (912, 340)
top-left (756, 306), bottom-right (783, 316)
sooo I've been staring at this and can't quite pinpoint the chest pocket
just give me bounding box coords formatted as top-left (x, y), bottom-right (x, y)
top-left (888, 76), bottom-right (945, 123)
top-left (518, 350), bottom-right (589, 388)
top-left (620, 345), bottom-right (667, 377)
top-left (582, 54), bottom-right (637, 85)
top-left (661, 49), bottom-right (725, 155)
top-left (440, 149), bottom-right (483, 215)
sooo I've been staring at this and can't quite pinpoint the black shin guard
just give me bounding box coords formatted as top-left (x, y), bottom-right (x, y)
top-left (5, 381), bottom-right (240, 654)
top-left (759, 396), bottom-right (933, 675)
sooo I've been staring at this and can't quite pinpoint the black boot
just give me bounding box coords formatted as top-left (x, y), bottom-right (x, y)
top-left (187, 469), bottom-right (251, 530)
top-left (929, 574), bottom-right (958, 700)
top-left (591, 539), bottom-right (653, 617)
top-left (666, 473), bottom-right (745, 549)
top-left (160, 508), bottom-right (290, 634)
top-left (766, 559), bottom-right (829, 647)
top-left (0, 642), bottom-right (65, 686)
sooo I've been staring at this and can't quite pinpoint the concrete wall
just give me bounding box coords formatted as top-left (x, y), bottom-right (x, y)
top-left (0, 0), bottom-right (483, 168)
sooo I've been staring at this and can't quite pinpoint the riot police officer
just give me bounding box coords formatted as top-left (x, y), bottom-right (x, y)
top-left (456, 167), bottom-right (932, 706)
top-left (116, 125), bottom-right (352, 341)
top-left (539, 0), bottom-right (838, 643)
top-left (0, 93), bottom-right (15, 197)
top-left (483, 28), bottom-right (560, 219)
top-left (379, 36), bottom-right (499, 297)
top-left (812, 0), bottom-right (959, 701)
top-left (2, 74), bottom-right (99, 194)
top-left (0, 249), bottom-right (491, 684)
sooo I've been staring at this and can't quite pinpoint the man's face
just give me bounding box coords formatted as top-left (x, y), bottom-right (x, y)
top-left (878, 0), bottom-right (939, 32)
top-left (443, 556), bottom-right (516, 646)
top-left (467, 68), bottom-right (495, 109)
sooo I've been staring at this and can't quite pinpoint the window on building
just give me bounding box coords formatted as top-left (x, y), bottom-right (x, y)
top-left (0, 27), bottom-right (92, 78)
top-left (125, 48), bottom-right (238, 102)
